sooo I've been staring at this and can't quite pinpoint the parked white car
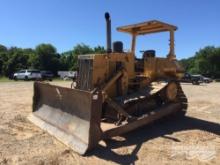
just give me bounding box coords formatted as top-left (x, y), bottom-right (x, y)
top-left (58, 71), bottom-right (77, 80)
top-left (13, 70), bottom-right (42, 80)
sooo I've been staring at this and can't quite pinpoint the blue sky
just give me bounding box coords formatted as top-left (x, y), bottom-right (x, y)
top-left (0, 0), bottom-right (219, 59)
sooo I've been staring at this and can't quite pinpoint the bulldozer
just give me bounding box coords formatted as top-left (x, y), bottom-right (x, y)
top-left (28, 13), bottom-right (187, 155)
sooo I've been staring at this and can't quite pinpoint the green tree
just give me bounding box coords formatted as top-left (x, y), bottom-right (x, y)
top-left (93, 45), bottom-right (105, 54)
top-left (180, 46), bottom-right (220, 78)
top-left (35, 43), bottom-right (61, 74)
top-left (0, 44), bottom-right (8, 76)
top-left (61, 44), bottom-right (105, 71)
top-left (0, 43), bottom-right (107, 77)
top-left (5, 47), bottom-right (30, 76)
top-left (0, 44), bottom-right (7, 52)
top-left (65, 44), bottom-right (94, 70)
top-left (72, 43), bottom-right (93, 55)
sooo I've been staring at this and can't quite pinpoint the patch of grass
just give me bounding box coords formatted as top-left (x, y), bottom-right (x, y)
top-left (52, 77), bottom-right (65, 81)
top-left (52, 77), bottom-right (72, 82)
top-left (0, 77), bottom-right (67, 82)
top-left (0, 77), bottom-right (13, 82)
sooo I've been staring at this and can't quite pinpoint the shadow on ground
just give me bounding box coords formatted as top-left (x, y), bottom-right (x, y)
top-left (87, 116), bottom-right (220, 164)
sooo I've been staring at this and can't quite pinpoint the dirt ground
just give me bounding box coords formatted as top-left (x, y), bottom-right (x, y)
top-left (0, 81), bottom-right (219, 165)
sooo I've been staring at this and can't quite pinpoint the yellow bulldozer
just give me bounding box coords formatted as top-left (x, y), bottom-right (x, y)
top-left (28, 13), bottom-right (187, 155)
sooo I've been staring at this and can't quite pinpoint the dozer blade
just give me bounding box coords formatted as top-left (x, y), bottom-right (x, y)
top-left (28, 82), bottom-right (103, 155)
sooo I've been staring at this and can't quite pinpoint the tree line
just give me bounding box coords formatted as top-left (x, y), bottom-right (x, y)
top-left (179, 46), bottom-right (220, 78)
top-left (0, 43), bottom-right (220, 78)
top-left (0, 43), bottom-right (105, 77)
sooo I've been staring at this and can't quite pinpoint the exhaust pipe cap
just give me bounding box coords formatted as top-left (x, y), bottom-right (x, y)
top-left (105, 12), bottom-right (110, 20)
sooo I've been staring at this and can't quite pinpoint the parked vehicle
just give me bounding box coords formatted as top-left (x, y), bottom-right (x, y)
top-left (58, 71), bottom-right (77, 80)
top-left (13, 69), bottom-right (42, 81)
top-left (191, 75), bottom-right (204, 84)
top-left (202, 76), bottom-right (213, 83)
top-left (181, 73), bottom-right (202, 85)
top-left (41, 71), bottom-right (54, 81)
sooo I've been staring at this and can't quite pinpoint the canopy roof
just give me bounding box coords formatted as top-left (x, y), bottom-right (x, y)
top-left (117, 20), bottom-right (177, 35)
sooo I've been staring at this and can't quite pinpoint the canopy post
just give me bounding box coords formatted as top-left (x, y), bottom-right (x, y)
top-left (167, 30), bottom-right (176, 60)
top-left (131, 34), bottom-right (136, 54)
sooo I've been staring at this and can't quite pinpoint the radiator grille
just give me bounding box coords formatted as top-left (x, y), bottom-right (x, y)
top-left (77, 59), bottom-right (93, 91)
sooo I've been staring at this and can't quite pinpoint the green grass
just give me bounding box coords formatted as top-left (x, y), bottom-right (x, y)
top-left (0, 76), bottom-right (71, 82)
top-left (52, 77), bottom-right (67, 81)
top-left (0, 77), bottom-right (13, 82)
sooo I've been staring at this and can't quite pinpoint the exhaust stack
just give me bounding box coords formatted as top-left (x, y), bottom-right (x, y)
top-left (105, 12), bottom-right (112, 53)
